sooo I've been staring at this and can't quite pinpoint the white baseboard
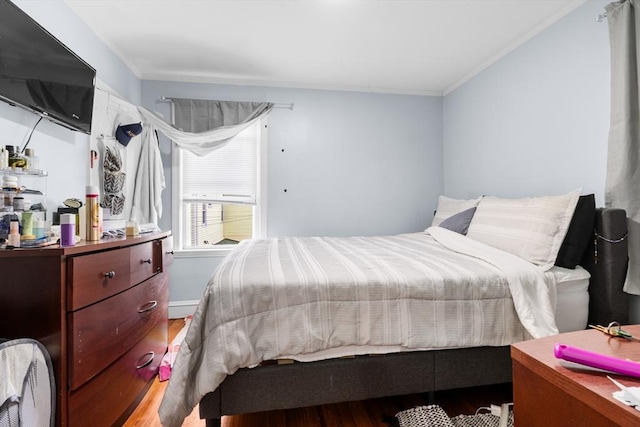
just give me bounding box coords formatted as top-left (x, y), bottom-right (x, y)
top-left (168, 299), bottom-right (200, 319)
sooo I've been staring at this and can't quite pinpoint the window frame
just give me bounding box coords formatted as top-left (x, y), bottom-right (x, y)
top-left (171, 116), bottom-right (268, 257)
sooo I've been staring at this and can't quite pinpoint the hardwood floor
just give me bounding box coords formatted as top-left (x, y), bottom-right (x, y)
top-left (124, 319), bottom-right (513, 427)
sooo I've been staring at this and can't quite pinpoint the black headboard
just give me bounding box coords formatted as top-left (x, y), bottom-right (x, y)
top-left (581, 207), bottom-right (629, 325)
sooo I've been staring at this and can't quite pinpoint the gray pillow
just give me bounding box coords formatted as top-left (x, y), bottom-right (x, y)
top-left (438, 207), bottom-right (476, 235)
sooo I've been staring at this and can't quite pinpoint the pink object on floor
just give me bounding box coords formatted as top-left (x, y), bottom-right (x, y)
top-left (159, 316), bottom-right (192, 381)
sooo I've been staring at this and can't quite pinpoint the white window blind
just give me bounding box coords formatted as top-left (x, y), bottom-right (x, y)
top-left (181, 124), bottom-right (257, 204)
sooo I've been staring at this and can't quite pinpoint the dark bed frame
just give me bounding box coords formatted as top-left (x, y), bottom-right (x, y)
top-left (198, 208), bottom-right (630, 426)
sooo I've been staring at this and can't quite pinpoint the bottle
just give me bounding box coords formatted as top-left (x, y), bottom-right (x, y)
top-left (60, 213), bottom-right (76, 246)
top-left (86, 185), bottom-right (100, 241)
top-left (24, 148), bottom-right (39, 171)
top-left (0, 147), bottom-right (7, 169)
top-left (8, 146), bottom-right (27, 170)
top-left (21, 211), bottom-right (33, 237)
top-left (7, 219), bottom-right (20, 247)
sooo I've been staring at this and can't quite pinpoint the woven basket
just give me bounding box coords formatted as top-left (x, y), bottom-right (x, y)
top-left (396, 405), bottom-right (514, 427)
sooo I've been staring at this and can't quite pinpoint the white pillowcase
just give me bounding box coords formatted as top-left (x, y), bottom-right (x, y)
top-left (466, 189), bottom-right (581, 270)
top-left (431, 196), bottom-right (482, 227)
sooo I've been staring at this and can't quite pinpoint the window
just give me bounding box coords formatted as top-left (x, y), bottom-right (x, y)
top-left (172, 118), bottom-right (268, 253)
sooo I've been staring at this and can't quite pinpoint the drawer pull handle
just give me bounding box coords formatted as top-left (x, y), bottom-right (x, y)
top-left (138, 300), bottom-right (158, 314)
top-left (142, 259), bottom-right (152, 264)
top-left (104, 271), bottom-right (116, 279)
top-left (135, 351), bottom-right (155, 369)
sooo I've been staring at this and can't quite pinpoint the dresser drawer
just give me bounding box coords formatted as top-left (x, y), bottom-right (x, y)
top-left (68, 318), bottom-right (167, 427)
top-left (162, 235), bottom-right (174, 271)
top-left (68, 274), bottom-right (168, 390)
top-left (68, 247), bottom-right (131, 310)
top-left (130, 241), bottom-right (160, 285)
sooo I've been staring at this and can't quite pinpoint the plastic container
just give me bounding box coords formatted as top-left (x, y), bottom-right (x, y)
top-left (60, 213), bottom-right (76, 246)
top-left (126, 220), bottom-right (140, 237)
top-left (24, 148), bottom-right (39, 171)
top-left (12, 196), bottom-right (24, 211)
top-left (86, 185), bottom-right (100, 241)
top-left (33, 218), bottom-right (45, 239)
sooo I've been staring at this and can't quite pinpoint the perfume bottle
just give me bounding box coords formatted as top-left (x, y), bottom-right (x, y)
top-left (8, 146), bottom-right (27, 169)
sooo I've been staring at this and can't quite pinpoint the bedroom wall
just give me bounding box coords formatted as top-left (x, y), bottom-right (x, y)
top-left (141, 80), bottom-right (443, 306)
top-left (442, 0), bottom-right (640, 322)
top-left (0, 0), bottom-right (141, 216)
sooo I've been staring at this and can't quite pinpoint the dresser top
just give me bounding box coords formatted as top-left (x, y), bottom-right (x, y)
top-left (512, 325), bottom-right (640, 423)
top-left (0, 230), bottom-right (172, 258)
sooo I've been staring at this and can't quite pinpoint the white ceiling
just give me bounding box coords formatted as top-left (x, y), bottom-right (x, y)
top-left (64, 0), bottom-right (586, 96)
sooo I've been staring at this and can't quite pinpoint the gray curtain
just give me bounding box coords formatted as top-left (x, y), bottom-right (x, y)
top-left (605, 0), bottom-right (640, 294)
top-left (137, 99), bottom-right (273, 156)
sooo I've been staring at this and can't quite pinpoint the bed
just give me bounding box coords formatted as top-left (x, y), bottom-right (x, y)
top-left (159, 191), bottom-right (630, 427)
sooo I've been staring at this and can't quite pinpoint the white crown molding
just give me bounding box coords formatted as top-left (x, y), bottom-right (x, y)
top-left (443, 0), bottom-right (586, 96)
top-left (141, 73), bottom-right (444, 97)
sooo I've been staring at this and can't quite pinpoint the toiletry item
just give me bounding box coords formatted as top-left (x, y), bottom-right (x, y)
top-left (34, 218), bottom-right (45, 239)
top-left (4, 146), bottom-right (14, 164)
top-left (24, 148), bottom-right (39, 171)
top-left (12, 196), bottom-right (24, 211)
top-left (126, 220), bottom-right (140, 237)
top-left (60, 213), bottom-right (75, 246)
top-left (21, 212), bottom-right (33, 236)
top-left (3, 192), bottom-right (14, 211)
top-left (8, 146), bottom-right (27, 169)
top-left (0, 147), bottom-right (7, 169)
top-left (78, 205), bottom-right (86, 240)
top-left (2, 175), bottom-right (18, 190)
top-left (7, 219), bottom-right (20, 247)
top-left (86, 185), bottom-right (100, 241)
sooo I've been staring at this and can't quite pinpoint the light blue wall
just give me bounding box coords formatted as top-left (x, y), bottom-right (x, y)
top-left (443, 0), bottom-right (610, 203)
top-left (443, 0), bottom-right (639, 322)
top-left (0, 0), bottom-right (141, 215)
top-left (142, 80), bottom-right (443, 302)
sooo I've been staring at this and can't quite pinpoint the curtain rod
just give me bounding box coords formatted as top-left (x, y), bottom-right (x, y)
top-left (159, 96), bottom-right (294, 110)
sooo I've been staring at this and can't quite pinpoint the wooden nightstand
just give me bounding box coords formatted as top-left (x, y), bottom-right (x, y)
top-left (511, 325), bottom-right (640, 427)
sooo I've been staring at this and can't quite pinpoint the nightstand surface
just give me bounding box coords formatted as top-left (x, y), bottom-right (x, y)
top-left (511, 325), bottom-right (640, 427)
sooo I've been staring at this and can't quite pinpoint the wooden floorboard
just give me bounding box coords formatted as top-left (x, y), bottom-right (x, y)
top-left (124, 319), bottom-right (513, 426)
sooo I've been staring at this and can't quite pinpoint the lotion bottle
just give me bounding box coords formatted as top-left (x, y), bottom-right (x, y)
top-left (0, 147), bottom-right (7, 169)
top-left (86, 185), bottom-right (100, 241)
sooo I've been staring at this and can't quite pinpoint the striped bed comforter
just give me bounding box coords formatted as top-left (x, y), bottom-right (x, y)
top-left (159, 227), bottom-right (558, 426)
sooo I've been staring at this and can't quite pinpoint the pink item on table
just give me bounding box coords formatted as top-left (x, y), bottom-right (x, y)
top-left (554, 343), bottom-right (640, 379)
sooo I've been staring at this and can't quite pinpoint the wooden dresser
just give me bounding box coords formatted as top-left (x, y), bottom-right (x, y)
top-left (0, 231), bottom-right (172, 427)
top-left (511, 325), bottom-right (640, 427)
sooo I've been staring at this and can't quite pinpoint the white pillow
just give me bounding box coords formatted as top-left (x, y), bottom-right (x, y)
top-left (466, 189), bottom-right (581, 270)
top-left (431, 196), bottom-right (482, 227)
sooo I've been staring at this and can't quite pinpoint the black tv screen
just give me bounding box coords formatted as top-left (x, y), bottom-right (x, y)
top-left (0, 0), bottom-right (96, 134)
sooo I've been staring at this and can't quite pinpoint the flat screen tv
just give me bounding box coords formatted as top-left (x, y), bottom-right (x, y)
top-left (0, 0), bottom-right (96, 134)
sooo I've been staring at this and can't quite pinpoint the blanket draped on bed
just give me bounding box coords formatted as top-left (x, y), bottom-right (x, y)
top-left (159, 228), bottom-right (557, 426)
